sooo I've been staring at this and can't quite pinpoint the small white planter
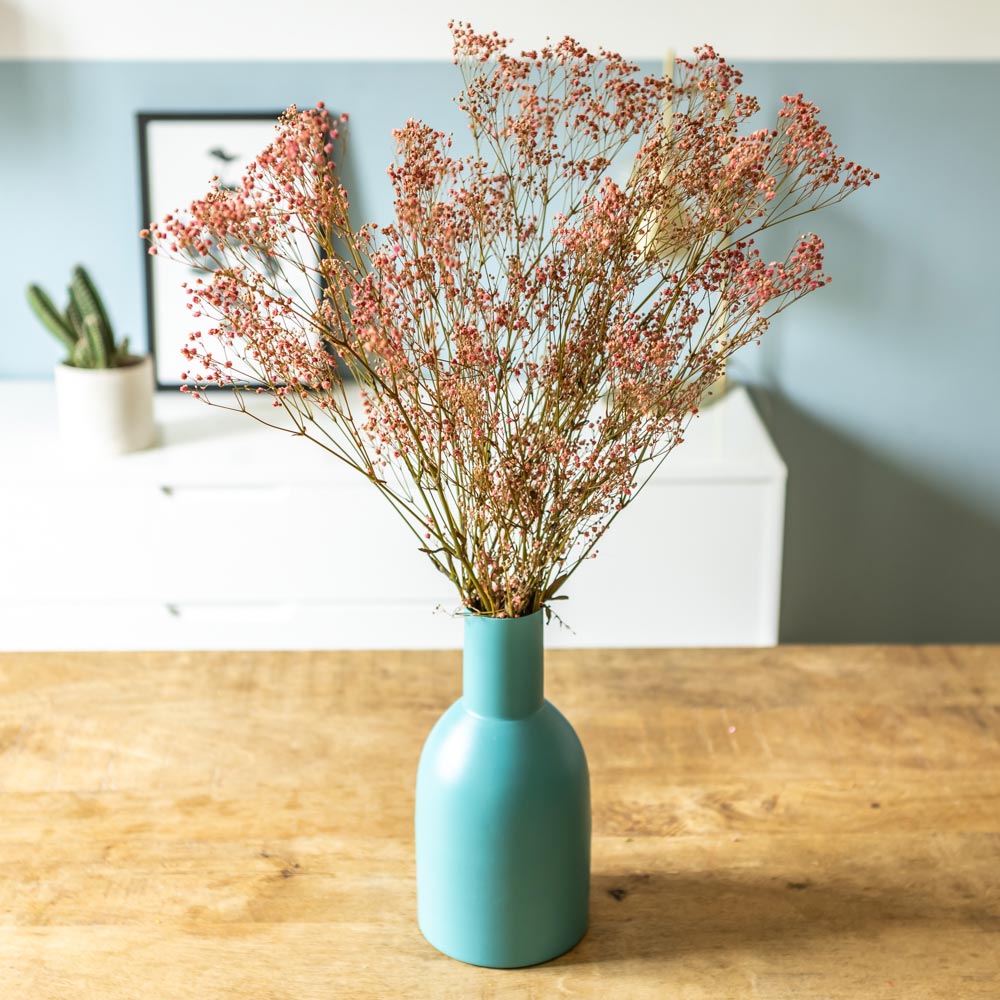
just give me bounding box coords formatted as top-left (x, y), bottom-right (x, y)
top-left (54, 355), bottom-right (157, 456)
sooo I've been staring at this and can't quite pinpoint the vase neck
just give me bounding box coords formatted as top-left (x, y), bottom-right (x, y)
top-left (462, 610), bottom-right (544, 720)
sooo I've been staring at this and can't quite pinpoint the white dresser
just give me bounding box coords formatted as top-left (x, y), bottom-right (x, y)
top-left (0, 382), bottom-right (786, 650)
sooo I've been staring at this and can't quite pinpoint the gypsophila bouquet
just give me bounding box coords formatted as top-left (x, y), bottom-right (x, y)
top-left (143, 23), bottom-right (876, 618)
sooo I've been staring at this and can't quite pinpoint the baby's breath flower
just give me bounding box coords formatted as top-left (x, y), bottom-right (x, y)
top-left (143, 24), bottom-right (875, 618)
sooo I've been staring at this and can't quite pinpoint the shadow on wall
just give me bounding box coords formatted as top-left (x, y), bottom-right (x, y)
top-left (749, 388), bottom-right (1000, 644)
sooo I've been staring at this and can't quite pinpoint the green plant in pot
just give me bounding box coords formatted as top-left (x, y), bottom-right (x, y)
top-left (26, 266), bottom-right (155, 455)
top-left (27, 266), bottom-right (134, 369)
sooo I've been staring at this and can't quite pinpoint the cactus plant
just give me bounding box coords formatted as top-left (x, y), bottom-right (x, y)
top-left (26, 266), bottom-right (131, 368)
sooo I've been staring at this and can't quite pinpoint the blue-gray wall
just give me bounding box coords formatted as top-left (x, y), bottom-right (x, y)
top-left (1, 60), bottom-right (997, 641)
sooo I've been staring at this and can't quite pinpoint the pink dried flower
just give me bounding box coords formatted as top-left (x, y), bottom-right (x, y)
top-left (143, 25), bottom-right (876, 618)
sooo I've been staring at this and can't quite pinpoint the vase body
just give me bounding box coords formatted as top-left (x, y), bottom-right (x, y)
top-left (415, 610), bottom-right (590, 967)
top-left (54, 355), bottom-right (156, 456)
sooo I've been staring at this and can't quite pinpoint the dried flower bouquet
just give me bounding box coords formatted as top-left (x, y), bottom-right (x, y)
top-left (144, 23), bottom-right (876, 618)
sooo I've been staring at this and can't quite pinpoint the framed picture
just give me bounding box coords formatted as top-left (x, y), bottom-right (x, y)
top-left (137, 112), bottom-right (284, 389)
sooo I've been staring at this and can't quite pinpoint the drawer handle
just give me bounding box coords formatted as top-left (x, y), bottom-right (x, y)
top-left (159, 485), bottom-right (292, 502)
top-left (164, 602), bottom-right (295, 623)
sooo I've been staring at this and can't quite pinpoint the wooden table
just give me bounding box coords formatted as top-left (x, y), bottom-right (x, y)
top-left (1, 647), bottom-right (998, 999)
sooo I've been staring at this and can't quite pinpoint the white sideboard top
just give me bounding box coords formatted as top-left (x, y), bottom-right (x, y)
top-left (0, 380), bottom-right (785, 488)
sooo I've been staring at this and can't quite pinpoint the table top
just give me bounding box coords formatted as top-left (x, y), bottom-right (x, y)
top-left (1, 646), bottom-right (997, 999)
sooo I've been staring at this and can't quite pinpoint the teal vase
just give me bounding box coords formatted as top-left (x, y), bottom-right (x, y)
top-left (415, 609), bottom-right (591, 967)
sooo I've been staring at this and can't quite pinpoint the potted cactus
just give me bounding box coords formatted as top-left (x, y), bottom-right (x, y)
top-left (27, 266), bottom-right (156, 455)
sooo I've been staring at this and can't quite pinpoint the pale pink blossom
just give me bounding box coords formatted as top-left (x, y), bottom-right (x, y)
top-left (144, 25), bottom-right (875, 618)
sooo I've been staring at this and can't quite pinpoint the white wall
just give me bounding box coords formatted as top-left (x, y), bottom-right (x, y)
top-left (1, 0), bottom-right (998, 60)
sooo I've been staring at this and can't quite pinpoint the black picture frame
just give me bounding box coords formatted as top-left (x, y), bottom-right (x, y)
top-left (137, 111), bottom-right (284, 390)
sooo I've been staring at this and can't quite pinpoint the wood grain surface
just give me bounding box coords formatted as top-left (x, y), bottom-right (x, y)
top-left (1, 646), bottom-right (998, 999)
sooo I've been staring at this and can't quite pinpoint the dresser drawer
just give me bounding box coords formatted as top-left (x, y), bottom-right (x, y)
top-left (0, 482), bottom-right (448, 604)
top-left (152, 482), bottom-right (446, 601)
top-left (0, 600), bottom-right (462, 650)
top-left (0, 485), bottom-right (170, 601)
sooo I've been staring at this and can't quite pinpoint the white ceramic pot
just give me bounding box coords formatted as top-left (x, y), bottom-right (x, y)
top-left (53, 355), bottom-right (157, 456)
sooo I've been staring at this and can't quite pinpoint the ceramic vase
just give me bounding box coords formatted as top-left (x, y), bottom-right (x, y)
top-left (415, 609), bottom-right (590, 967)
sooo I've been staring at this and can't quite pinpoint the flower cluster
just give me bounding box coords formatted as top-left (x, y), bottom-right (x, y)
top-left (144, 24), bottom-right (876, 618)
